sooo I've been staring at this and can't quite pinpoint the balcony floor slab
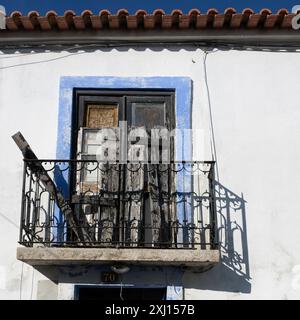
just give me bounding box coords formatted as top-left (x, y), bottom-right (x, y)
top-left (17, 247), bottom-right (220, 268)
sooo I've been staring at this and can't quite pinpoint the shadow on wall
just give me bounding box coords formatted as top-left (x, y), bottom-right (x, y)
top-left (185, 181), bottom-right (251, 294)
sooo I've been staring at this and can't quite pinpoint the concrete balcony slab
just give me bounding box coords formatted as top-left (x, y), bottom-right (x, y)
top-left (17, 247), bottom-right (220, 268)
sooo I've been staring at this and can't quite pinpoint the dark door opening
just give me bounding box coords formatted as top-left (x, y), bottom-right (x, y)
top-left (77, 286), bottom-right (167, 301)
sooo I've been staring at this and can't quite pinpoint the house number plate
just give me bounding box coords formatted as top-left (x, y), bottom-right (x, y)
top-left (101, 272), bottom-right (119, 283)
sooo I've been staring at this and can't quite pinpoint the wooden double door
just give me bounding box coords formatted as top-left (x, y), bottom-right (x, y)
top-left (71, 90), bottom-right (176, 247)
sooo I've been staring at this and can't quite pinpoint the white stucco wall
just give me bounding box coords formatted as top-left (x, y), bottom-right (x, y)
top-left (0, 45), bottom-right (300, 300)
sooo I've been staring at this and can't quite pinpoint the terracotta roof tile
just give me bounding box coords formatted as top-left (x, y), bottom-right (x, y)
top-left (37, 15), bottom-right (51, 30)
top-left (161, 14), bottom-right (173, 29)
top-left (179, 14), bottom-right (191, 29)
top-left (230, 13), bottom-right (243, 28)
top-left (247, 13), bottom-right (262, 28)
top-left (19, 16), bottom-right (35, 30)
top-left (10, 11), bottom-right (23, 30)
top-left (0, 8), bottom-right (297, 32)
top-left (126, 15), bottom-right (137, 29)
top-left (45, 11), bottom-right (58, 29)
top-left (281, 14), bottom-right (295, 28)
top-left (188, 9), bottom-right (199, 28)
top-left (89, 14), bottom-right (102, 30)
top-left (188, 9), bottom-right (200, 16)
top-left (264, 14), bottom-right (279, 28)
top-left (144, 13), bottom-right (155, 29)
top-left (27, 11), bottom-right (40, 28)
top-left (6, 15), bottom-right (18, 30)
top-left (206, 9), bottom-right (218, 28)
top-left (81, 10), bottom-right (93, 29)
top-left (196, 13), bottom-right (208, 29)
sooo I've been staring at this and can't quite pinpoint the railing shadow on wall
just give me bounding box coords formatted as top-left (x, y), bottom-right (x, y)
top-left (185, 181), bottom-right (251, 294)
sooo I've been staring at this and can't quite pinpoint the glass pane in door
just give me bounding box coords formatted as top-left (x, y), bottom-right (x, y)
top-left (131, 103), bottom-right (165, 129)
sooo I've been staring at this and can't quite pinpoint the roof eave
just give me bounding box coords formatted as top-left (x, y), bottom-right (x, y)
top-left (0, 29), bottom-right (300, 49)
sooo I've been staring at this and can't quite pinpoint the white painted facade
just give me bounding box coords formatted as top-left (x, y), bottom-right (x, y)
top-left (0, 46), bottom-right (300, 299)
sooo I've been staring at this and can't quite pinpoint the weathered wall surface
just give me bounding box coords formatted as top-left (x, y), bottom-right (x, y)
top-left (0, 47), bottom-right (300, 299)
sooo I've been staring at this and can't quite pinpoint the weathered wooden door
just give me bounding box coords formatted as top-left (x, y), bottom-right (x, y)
top-left (72, 90), bottom-right (175, 247)
top-left (126, 96), bottom-right (175, 247)
top-left (73, 94), bottom-right (124, 245)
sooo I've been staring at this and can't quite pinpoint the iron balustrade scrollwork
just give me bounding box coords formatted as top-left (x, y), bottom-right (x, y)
top-left (19, 159), bottom-right (218, 249)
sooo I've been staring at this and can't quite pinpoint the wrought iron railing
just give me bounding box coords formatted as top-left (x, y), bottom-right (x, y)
top-left (19, 159), bottom-right (218, 249)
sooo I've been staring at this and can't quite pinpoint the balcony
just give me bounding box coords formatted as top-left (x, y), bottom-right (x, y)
top-left (17, 159), bottom-right (219, 268)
